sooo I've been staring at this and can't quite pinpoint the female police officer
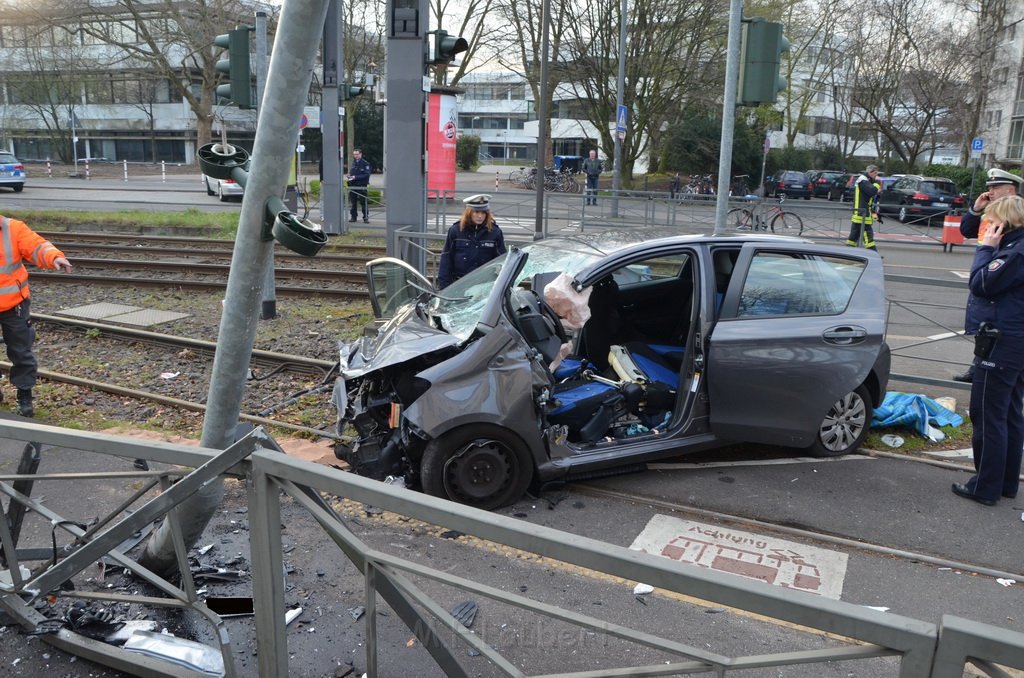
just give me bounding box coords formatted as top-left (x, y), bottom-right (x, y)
top-left (437, 194), bottom-right (506, 289)
top-left (952, 194), bottom-right (1024, 506)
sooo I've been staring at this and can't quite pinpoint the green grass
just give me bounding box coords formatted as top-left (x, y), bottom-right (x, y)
top-left (21, 208), bottom-right (241, 232)
top-left (864, 422), bottom-right (972, 452)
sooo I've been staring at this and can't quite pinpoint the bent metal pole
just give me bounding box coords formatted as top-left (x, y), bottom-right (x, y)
top-left (139, 0), bottom-right (333, 576)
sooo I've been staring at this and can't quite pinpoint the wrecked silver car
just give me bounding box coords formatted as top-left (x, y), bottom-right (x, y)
top-left (333, 230), bottom-right (890, 509)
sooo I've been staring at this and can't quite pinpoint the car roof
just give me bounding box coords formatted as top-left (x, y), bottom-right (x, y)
top-left (526, 228), bottom-right (810, 260)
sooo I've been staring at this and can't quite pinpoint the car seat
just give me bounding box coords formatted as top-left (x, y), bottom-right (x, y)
top-left (577, 277), bottom-right (619, 370)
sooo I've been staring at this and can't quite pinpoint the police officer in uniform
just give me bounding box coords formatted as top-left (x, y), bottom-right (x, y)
top-left (951, 194), bottom-right (1024, 506)
top-left (952, 168), bottom-right (1023, 382)
top-left (437, 194), bottom-right (507, 289)
top-left (846, 164), bottom-right (881, 250)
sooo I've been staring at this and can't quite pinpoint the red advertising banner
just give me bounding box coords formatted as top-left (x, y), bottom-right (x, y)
top-left (427, 92), bottom-right (458, 199)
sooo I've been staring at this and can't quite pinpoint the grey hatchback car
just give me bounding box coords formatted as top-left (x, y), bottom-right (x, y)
top-left (333, 230), bottom-right (890, 509)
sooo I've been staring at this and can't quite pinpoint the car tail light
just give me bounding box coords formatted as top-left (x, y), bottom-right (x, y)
top-left (953, 196), bottom-right (965, 206)
top-left (911, 192), bottom-right (929, 201)
top-left (13, 163), bottom-right (23, 170)
top-left (224, 179), bottom-right (237, 185)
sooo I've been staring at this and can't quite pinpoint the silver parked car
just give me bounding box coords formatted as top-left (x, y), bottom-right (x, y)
top-left (203, 174), bottom-right (244, 201)
top-left (333, 229), bottom-right (890, 509)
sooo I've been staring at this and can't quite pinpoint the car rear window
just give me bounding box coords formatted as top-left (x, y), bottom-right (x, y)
top-left (920, 181), bottom-right (955, 194)
top-left (0, 153), bottom-right (17, 164)
top-left (738, 252), bottom-right (866, 317)
top-left (780, 172), bottom-right (805, 181)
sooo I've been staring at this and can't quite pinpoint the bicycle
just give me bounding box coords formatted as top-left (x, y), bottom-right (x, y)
top-left (727, 197), bottom-right (804, 235)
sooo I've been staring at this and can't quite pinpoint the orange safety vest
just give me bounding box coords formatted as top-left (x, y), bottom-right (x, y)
top-left (0, 216), bottom-right (65, 313)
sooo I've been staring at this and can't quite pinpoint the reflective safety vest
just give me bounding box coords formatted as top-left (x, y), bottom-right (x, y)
top-left (851, 175), bottom-right (880, 224)
top-left (0, 216), bottom-right (65, 313)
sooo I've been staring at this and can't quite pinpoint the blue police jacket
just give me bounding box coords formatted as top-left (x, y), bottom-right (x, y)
top-left (965, 227), bottom-right (1024, 337)
top-left (959, 209), bottom-right (982, 239)
top-left (348, 158), bottom-right (371, 187)
top-left (437, 221), bottom-right (506, 288)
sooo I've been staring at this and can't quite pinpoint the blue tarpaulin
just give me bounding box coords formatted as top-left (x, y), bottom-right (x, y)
top-left (871, 392), bottom-right (964, 441)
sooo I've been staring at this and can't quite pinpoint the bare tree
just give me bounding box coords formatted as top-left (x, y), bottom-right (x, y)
top-left (27, 0), bottom-right (263, 150)
top-left (850, 0), bottom-right (969, 169)
top-left (557, 0), bottom-right (726, 183)
top-left (342, 0), bottom-right (385, 161)
top-left (428, 0), bottom-right (500, 86)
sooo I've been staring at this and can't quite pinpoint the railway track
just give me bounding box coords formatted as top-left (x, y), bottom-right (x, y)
top-left (27, 314), bottom-right (344, 441)
top-left (39, 231), bottom-right (388, 258)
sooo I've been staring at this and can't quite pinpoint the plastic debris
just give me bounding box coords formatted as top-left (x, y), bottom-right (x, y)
top-left (123, 631), bottom-right (224, 676)
top-left (997, 578), bottom-right (1016, 587)
top-left (633, 583), bottom-right (654, 595)
top-left (105, 620), bottom-right (159, 644)
top-left (159, 371), bottom-right (180, 380)
top-left (865, 606), bottom-right (890, 612)
top-left (348, 606), bottom-right (365, 621)
top-left (450, 601), bottom-right (478, 628)
top-left (880, 434), bottom-right (904, 448)
top-left (285, 607), bottom-right (303, 626)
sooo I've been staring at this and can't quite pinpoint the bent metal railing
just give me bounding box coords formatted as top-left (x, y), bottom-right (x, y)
top-left (0, 420), bottom-right (1022, 677)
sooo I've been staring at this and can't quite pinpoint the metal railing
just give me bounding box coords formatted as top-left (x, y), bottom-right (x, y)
top-left (1, 420), bottom-right (1023, 676)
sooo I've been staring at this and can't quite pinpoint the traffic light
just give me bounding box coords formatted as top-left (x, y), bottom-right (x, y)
top-left (427, 29), bottom-right (468, 67)
top-left (214, 27), bottom-right (252, 109)
top-left (341, 83), bottom-right (365, 100)
top-left (738, 18), bottom-right (789, 106)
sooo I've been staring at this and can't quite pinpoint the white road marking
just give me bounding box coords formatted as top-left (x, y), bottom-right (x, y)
top-left (630, 514), bottom-right (848, 599)
top-left (927, 330), bottom-right (965, 341)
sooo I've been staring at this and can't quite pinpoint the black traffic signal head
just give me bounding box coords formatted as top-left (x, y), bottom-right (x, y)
top-left (214, 27), bottom-right (253, 109)
top-left (738, 18), bottom-right (789, 106)
top-left (342, 83), bottom-right (365, 101)
top-left (428, 29), bottom-right (468, 66)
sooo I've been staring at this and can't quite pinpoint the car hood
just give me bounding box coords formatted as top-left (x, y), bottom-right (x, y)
top-left (342, 304), bottom-right (461, 378)
top-left (343, 248), bottom-right (530, 378)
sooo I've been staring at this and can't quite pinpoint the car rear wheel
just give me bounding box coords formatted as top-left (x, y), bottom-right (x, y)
top-left (808, 384), bottom-right (872, 458)
top-left (12, 184), bottom-right (23, 193)
top-left (218, 184), bottom-right (229, 202)
top-left (421, 424), bottom-right (534, 510)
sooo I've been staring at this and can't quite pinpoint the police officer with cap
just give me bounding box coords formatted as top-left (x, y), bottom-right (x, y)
top-left (437, 194), bottom-right (507, 288)
top-left (960, 168), bottom-right (1023, 239)
top-left (953, 168), bottom-right (1024, 382)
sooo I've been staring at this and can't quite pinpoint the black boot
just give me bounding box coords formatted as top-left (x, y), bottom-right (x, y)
top-left (16, 388), bottom-right (33, 417)
top-left (952, 368), bottom-right (974, 383)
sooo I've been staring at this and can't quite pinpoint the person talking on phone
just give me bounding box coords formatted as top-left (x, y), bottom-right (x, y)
top-left (952, 168), bottom-right (1023, 382)
top-left (951, 195), bottom-right (1024, 506)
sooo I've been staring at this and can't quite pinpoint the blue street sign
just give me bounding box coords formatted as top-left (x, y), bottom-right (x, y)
top-left (616, 105), bottom-right (628, 132)
top-left (971, 137), bottom-right (984, 151)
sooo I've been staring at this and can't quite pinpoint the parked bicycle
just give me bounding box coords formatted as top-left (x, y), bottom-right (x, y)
top-left (727, 197), bottom-right (804, 235)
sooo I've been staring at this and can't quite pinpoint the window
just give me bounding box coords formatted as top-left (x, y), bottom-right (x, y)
top-left (1008, 119), bottom-right (1024, 160)
top-left (738, 252), bottom-right (865, 317)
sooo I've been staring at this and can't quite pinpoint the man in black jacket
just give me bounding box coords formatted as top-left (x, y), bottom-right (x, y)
top-left (582, 150), bottom-right (604, 206)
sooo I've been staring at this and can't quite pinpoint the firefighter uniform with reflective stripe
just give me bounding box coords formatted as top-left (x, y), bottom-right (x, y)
top-left (0, 216), bottom-right (67, 403)
top-left (846, 174), bottom-right (880, 249)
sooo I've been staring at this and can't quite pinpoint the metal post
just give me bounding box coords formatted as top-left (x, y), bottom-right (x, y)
top-left (533, 0), bottom-right (550, 240)
top-left (713, 0), bottom-right (743, 235)
top-left (254, 10), bottom-right (278, 321)
top-left (385, 0), bottom-right (428, 269)
top-left (321, 0), bottom-right (344, 235)
top-left (248, 463), bottom-right (288, 677)
top-left (139, 0), bottom-right (332, 575)
top-left (610, 0), bottom-right (626, 217)
top-left (122, 159), bottom-right (127, 181)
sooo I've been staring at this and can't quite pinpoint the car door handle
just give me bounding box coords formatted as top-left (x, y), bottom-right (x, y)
top-left (822, 326), bottom-right (868, 345)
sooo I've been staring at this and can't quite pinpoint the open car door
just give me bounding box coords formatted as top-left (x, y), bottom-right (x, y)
top-left (707, 242), bottom-right (887, 448)
top-left (365, 257), bottom-right (436, 319)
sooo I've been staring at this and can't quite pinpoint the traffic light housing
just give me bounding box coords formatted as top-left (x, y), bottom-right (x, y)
top-left (738, 18), bottom-right (789, 106)
top-left (342, 83), bottom-right (365, 101)
top-left (214, 27), bottom-right (253, 109)
top-left (427, 29), bottom-right (468, 67)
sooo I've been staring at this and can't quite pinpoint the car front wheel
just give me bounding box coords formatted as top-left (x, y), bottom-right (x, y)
top-left (421, 424), bottom-right (534, 510)
top-left (898, 206), bottom-right (910, 223)
top-left (808, 384), bottom-right (872, 458)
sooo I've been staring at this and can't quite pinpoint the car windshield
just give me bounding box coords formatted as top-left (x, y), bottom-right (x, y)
top-left (425, 234), bottom-right (630, 340)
